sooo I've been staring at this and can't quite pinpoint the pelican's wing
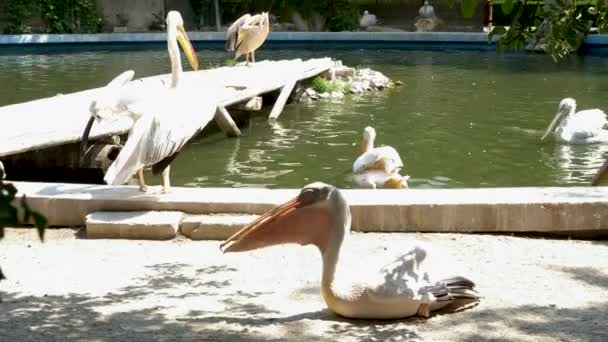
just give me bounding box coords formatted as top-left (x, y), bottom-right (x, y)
top-left (226, 13), bottom-right (251, 51)
top-left (104, 91), bottom-right (219, 185)
top-left (365, 247), bottom-right (435, 304)
top-left (568, 109), bottom-right (608, 139)
top-left (236, 14), bottom-right (263, 48)
top-left (353, 146), bottom-right (403, 174)
top-left (366, 246), bottom-right (479, 307)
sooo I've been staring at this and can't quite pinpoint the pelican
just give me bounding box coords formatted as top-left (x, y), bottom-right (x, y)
top-left (353, 126), bottom-right (408, 189)
top-left (359, 10), bottom-right (377, 28)
top-left (220, 182), bottom-right (480, 319)
top-left (225, 12), bottom-right (270, 64)
top-left (80, 11), bottom-right (214, 193)
top-left (541, 98), bottom-right (608, 144)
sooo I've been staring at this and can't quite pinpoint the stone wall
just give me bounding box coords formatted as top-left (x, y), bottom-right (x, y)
top-left (359, 0), bottom-right (487, 32)
top-left (96, 0), bottom-right (165, 31)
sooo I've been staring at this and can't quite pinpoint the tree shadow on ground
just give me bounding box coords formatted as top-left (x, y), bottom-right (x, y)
top-left (0, 262), bottom-right (424, 341)
top-left (450, 264), bottom-right (608, 341)
top-left (2, 262), bottom-right (607, 341)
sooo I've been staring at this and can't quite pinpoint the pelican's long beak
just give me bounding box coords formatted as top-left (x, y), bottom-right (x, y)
top-left (80, 115), bottom-right (96, 165)
top-left (358, 139), bottom-right (368, 155)
top-left (541, 110), bottom-right (564, 141)
top-left (176, 25), bottom-right (199, 71)
top-left (220, 198), bottom-right (303, 253)
top-left (591, 159), bottom-right (608, 186)
top-left (219, 193), bottom-right (328, 253)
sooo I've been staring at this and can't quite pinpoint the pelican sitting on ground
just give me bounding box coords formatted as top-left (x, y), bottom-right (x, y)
top-left (221, 182), bottom-right (480, 319)
top-left (541, 98), bottom-right (608, 144)
top-left (81, 11), bottom-right (215, 193)
top-left (352, 126), bottom-right (409, 189)
top-left (225, 12), bottom-right (270, 64)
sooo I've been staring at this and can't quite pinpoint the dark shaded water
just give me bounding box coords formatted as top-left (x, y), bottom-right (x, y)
top-left (1, 46), bottom-right (607, 188)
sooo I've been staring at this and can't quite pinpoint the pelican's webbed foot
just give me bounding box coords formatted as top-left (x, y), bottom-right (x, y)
top-left (416, 303), bottom-right (431, 318)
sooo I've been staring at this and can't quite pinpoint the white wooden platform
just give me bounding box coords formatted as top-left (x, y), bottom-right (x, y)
top-left (0, 58), bottom-right (334, 158)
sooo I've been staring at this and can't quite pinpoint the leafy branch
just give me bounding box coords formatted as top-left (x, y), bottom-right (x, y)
top-left (484, 0), bottom-right (607, 61)
top-left (0, 164), bottom-right (47, 281)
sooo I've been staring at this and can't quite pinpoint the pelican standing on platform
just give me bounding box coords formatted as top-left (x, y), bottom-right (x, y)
top-left (81, 11), bottom-right (216, 193)
top-left (225, 12), bottom-right (270, 64)
top-left (221, 182), bottom-right (480, 319)
top-left (541, 98), bottom-right (608, 144)
top-left (352, 126), bottom-right (409, 189)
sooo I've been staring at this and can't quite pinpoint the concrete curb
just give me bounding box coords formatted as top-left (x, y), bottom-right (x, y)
top-left (0, 32), bottom-right (606, 48)
top-left (13, 181), bottom-right (608, 235)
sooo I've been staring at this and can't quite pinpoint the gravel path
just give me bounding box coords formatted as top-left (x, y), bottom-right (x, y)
top-left (1, 229), bottom-right (607, 342)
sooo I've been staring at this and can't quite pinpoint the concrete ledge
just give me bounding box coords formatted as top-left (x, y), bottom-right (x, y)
top-left (13, 181), bottom-right (608, 235)
top-left (86, 210), bottom-right (183, 240)
top-left (0, 32), bottom-right (605, 47)
top-left (181, 214), bottom-right (259, 240)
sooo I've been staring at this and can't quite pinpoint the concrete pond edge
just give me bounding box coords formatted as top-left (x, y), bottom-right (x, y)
top-left (10, 181), bottom-right (608, 239)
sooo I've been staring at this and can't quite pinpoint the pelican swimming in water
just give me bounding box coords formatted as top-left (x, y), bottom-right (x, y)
top-left (541, 98), bottom-right (608, 144)
top-left (221, 182), bottom-right (480, 319)
top-left (225, 12), bottom-right (270, 64)
top-left (352, 126), bottom-right (409, 189)
top-left (81, 11), bottom-right (216, 193)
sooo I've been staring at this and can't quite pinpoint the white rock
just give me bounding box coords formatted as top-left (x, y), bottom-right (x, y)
top-left (86, 211), bottom-right (183, 240)
top-left (318, 92), bottom-right (330, 99)
top-left (181, 214), bottom-right (259, 240)
top-left (331, 91), bottom-right (344, 99)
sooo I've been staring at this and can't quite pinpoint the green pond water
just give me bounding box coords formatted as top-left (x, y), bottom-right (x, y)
top-left (1, 47), bottom-right (607, 188)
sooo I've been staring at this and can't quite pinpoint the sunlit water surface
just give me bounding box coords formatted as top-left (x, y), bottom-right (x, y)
top-left (1, 46), bottom-right (607, 188)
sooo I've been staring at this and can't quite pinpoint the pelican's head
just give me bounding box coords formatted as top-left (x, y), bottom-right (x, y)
top-left (541, 97), bottom-right (577, 141)
top-left (363, 10), bottom-right (370, 15)
top-left (220, 182), bottom-right (349, 254)
top-left (166, 10), bottom-right (198, 71)
top-left (359, 126), bottom-right (376, 154)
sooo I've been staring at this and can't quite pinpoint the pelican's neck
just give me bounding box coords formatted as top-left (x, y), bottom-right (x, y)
top-left (317, 194), bottom-right (353, 303)
top-left (167, 26), bottom-right (182, 89)
top-left (360, 134), bottom-right (374, 155)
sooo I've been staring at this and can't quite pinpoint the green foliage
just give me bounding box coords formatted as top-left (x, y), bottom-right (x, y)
top-left (224, 59), bottom-right (237, 66)
top-left (487, 0), bottom-right (606, 61)
top-left (542, 0), bottom-right (594, 61)
top-left (3, 0), bottom-right (104, 34)
top-left (461, 0), bottom-right (479, 18)
top-left (0, 165), bottom-right (47, 281)
top-left (311, 76), bottom-right (353, 94)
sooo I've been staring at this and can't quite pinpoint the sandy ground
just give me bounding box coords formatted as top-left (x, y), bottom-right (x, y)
top-left (1, 228), bottom-right (607, 342)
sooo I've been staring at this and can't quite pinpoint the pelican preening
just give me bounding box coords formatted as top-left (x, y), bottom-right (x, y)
top-left (221, 182), bottom-right (480, 319)
top-left (541, 98), bottom-right (608, 144)
top-left (352, 126), bottom-right (409, 189)
top-left (81, 11), bottom-right (213, 193)
top-left (226, 12), bottom-right (270, 64)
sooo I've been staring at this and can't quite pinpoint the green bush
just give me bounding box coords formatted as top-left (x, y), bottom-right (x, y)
top-left (3, 0), bottom-right (104, 34)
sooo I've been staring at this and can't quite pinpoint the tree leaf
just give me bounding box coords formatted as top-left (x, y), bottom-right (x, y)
top-left (461, 0), bottom-right (478, 18)
top-left (502, 0), bottom-right (515, 15)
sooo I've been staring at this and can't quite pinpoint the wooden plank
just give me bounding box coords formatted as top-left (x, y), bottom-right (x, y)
top-left (215, 106), bottom-right (241, 137)
top-left (0, 58), bottom-right (335, 157)
top-left (268, 79), bottom-right (297, 121)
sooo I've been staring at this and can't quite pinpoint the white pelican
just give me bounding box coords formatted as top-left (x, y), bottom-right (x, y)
top-left (541, 98), bottom-right (608, 144)
top-left (220, 182), bottom-right (480, 319)
top-left (225, 12), bottom-right (270, 64)
top-left (359, 10), bottom-right (377, 28)
top-left (81, 11), bottom-right (215, 193)
top-left (353, 126), bottom-right (408, 189)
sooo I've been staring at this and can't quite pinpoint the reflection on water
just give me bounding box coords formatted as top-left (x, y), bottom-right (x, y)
top-left (1, 48), bottom-right (607, 188)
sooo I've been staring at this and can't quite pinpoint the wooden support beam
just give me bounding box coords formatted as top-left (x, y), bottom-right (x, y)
top-left (268, 80), bottom-right (297, 121)
top-left (215, 106), bottom-right (241, 137)
top-left (234, 96), bottom-right (262, 111)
